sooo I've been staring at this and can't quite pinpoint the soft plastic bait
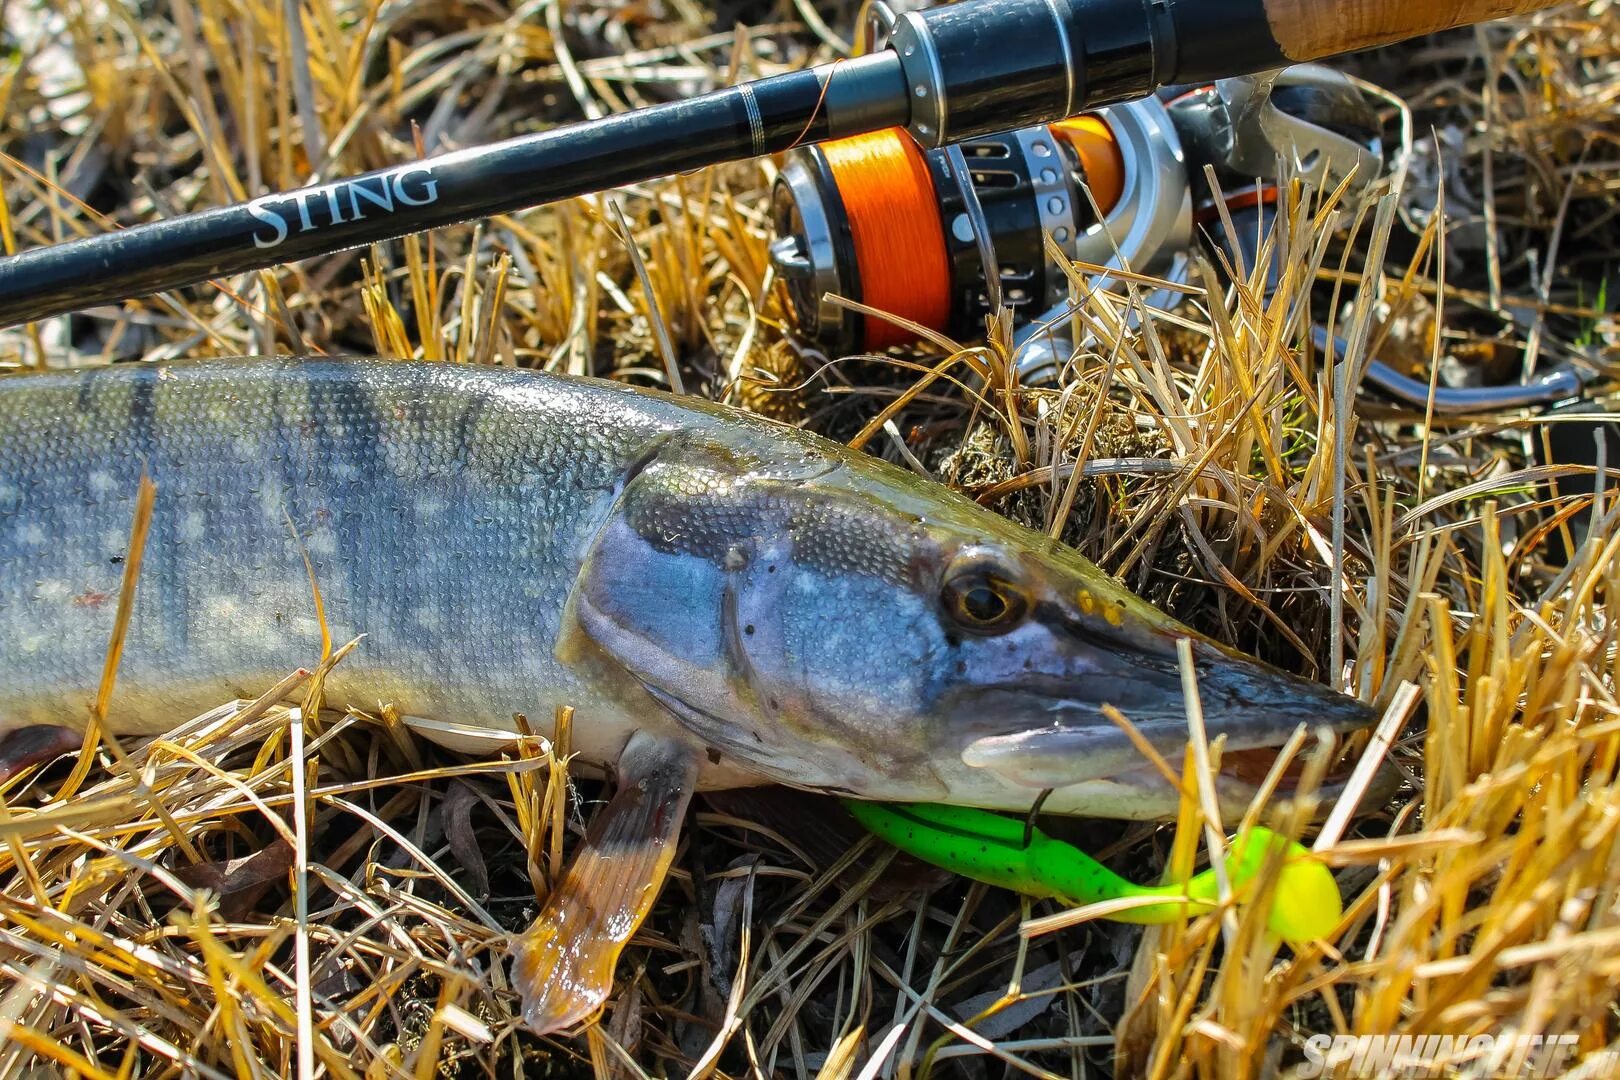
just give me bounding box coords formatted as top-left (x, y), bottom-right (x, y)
top-left (845, 800), bottom-right (1341, 943)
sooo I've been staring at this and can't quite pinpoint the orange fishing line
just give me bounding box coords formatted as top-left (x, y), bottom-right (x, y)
top-left (820, 128), bottom-right (951, 349)
top-left (1193, 184), bottom-right (1280, 224)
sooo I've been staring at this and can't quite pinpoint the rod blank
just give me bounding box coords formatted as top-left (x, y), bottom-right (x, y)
top-left (0, 54), bottom-right (907, 328)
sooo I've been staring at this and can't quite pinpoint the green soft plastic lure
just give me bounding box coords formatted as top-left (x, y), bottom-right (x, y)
top-left (843, 801), bottom-right (1341, 943)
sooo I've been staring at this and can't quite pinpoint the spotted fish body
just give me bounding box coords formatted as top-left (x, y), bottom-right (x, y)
top-left (0, 357), bottom-right (1373, 817)
top-left (1, 359), bottom-right (722, 768)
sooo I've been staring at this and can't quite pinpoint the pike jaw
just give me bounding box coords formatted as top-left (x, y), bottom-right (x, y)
top-left (570, 428), bottom-right (1378, 820)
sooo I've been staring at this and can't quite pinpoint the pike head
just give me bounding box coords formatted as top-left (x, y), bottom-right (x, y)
top-left (568, 421), bottom-right (1377, 820)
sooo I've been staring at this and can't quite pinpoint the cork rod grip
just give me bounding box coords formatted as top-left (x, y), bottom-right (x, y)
top-left (1261, 0), bottom-right (1565, 61)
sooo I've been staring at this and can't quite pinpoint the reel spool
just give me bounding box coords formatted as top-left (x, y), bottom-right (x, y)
top-left (769, 96), bottom-right (1192, 354)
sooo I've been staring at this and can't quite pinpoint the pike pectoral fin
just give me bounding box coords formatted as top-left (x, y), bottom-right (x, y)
top-left (0, 725), bottom-right (84, 782)
top-left (512, 731), bottom-right (698, 1035)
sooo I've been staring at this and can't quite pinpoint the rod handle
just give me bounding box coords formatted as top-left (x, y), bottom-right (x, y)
top-left (1261, 0), bottom-right (1563, 61)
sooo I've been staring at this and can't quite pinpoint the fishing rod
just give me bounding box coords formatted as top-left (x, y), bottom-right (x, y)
top-left (0, 0), bottom-right (1563, 330)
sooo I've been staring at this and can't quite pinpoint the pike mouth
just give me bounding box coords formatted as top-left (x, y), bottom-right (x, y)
top-left (950, 658), bottom-right (1382, 808)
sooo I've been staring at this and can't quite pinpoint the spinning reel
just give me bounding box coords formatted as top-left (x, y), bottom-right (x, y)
top-left (768, 54), bottom-right (1591, 414)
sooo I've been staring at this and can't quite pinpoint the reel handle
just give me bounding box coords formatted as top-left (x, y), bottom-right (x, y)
top-left (1261, 0), bottom-right (1561, 62)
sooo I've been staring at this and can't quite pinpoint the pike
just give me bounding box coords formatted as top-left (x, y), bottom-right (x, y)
top-left (0, 358), bottom-right (1374, 1031)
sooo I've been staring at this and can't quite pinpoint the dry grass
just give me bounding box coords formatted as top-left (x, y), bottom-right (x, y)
top-left (2, 0), bottom-right (1620, 1076)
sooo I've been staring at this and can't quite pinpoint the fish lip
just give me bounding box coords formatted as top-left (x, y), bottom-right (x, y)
top-left (1098, 758), bottom-right (1338, 797)
top-left (951, 666), bottom-right (1376, 745)
top-left (1019, 715), bottom-right (1394, 810)
top-left (1099, 750), bottom-right (1392, 816)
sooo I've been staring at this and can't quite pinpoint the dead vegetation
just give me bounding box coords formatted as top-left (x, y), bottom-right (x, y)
top-left (1, 0), bottom-right (1619, 1076)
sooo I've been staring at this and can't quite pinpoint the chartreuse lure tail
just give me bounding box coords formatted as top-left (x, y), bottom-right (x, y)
top-left (843, 801), bottom-right (1340, 943)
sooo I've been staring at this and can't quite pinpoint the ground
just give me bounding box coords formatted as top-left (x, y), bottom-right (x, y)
top-left (0, 0), bottom-right (1617, 1077)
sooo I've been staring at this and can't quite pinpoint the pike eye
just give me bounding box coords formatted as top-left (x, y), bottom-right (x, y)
top-left (961, 585), bottom-right (1006, 621)
top-left (941, 557), bottom-right (1029, 635)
